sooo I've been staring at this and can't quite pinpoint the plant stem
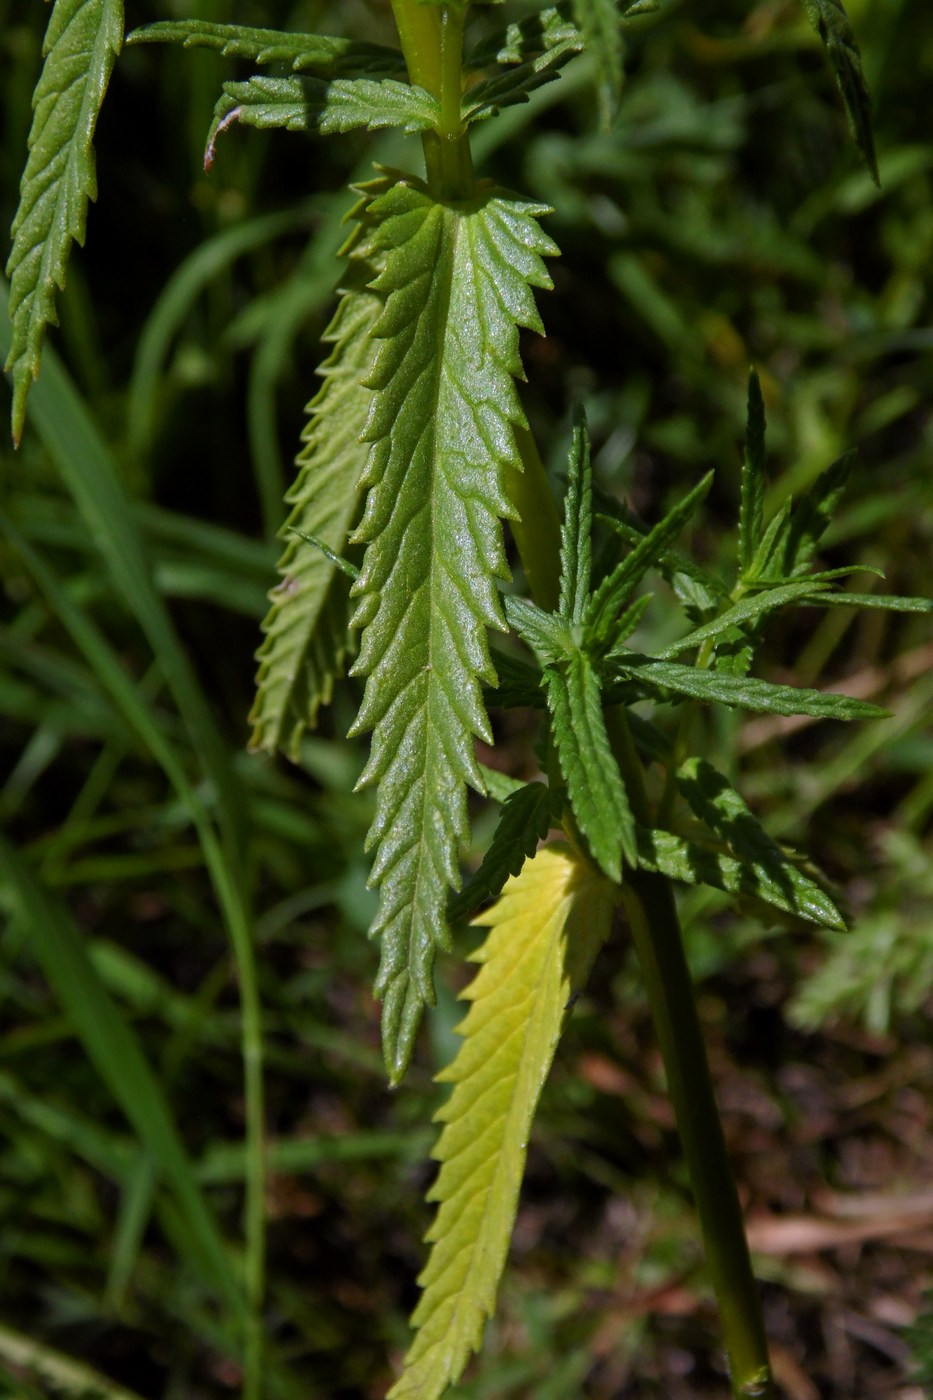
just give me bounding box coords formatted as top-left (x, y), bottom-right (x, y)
top-left (620, 866), bottom-right (773, 1397)
top-left (390, 0), bottom-right (474, 199)
top-left (508, 423), bottom-right (563, 612)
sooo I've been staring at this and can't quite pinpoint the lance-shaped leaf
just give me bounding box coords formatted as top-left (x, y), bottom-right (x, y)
top-left (654, 578), bottom-right (830, 660)
top-left (674, 756), bottom-right (844, 929)
top-left (545, 649), bottom-right (636, 878)
top-left (126, 19), bottom-right (405, 77)
top-left (390, 845), bottom-right (615, 1400)
top-left (632, 824), bottom-right (844, 928)
top-left (249, 190), bottom-right (385, 760)
top-left (738, 367), bottom-right (766, 576)
top-left (206, 76), bottom-right (440, 162)
top-left (348, 179), bottom-right (558, 1081)
top-left (557, 405), bottom-right (593, 624)
top-left (462, 17), bottom-right (582, 125)
top-left (799, 0), bottom-right (877, 183)
top-left (586, 472), bottom-right (713, 651)
top-left (608, 652), bottom-right (889, 721)
top-left (5, 0), bottom-right (124, 444)
top-left (448, 782), bottom-right (554, 924)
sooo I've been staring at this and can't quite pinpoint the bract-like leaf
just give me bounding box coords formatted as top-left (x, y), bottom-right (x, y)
top-left (249, 188), bottom-right (385, 759)
top-left (448, 782), bottom-right (554, 924)
top-left (586, 472), bottom-right (712, 649)
top-left (207, 76), bottom-right (440, 163)
top-left (557, 405), bottom-right (593, 624)
top-left (348, 179), bottom-right (558, 1081)
top-left (126, 19), bottom-right (404, 76)
top-left (572, 0), bottom-right (624, 127)
top-left (674, 757), bottom-right (844, 929)
top-left (633, 824), bottom-right (844, 928)
top-left (546, 648), bottom-right (636, 877)
top-left (799, 0), bottom-right (877, 183)
top-left (738, 367), bottom-right (766, 576)
top-left (390, 845), bottom-right (615, 1400)
top-left (5, 0), bottom-right (124, 444)
top-left (608, 653), bottom-right (889, 721)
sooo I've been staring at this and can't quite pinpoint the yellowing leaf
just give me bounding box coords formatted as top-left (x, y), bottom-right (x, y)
top-left (389, 844), bottom-right (615, 1400)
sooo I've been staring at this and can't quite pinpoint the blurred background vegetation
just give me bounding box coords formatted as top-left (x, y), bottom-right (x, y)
top-left (1, 0), bottom-right (932, 1396)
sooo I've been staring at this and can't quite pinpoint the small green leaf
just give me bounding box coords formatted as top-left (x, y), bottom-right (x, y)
top-left (249, 189), bottom-right (385, 759)
top-left (5, 0), bottom-right (124, 443)
top-left (799, 0), bottom-right (878, 183)
top-left (546, 649), bottom-right (636, 877)
top-left (504, 594), bottom-right (570, 662)
top-left (557, 405), bottom-right (593, 624)
top-left (655, 579), bottom-right (829, 660)
top-left (126, 19), bottom-right (404, 76)
top-left (674, 757), bottom-right (844, 929)
top-left (586, 472), bottom-right (713, 649)
top-left (486, 645), bottom-right (547, 709)
top-left (348, 179), bottom-right (558, 1081)
top-left (738, 368), bottom-right (766, 576)
top-left (206, 76), bottom-right (440, 163)
top-left (462, 14), bottom-right (582, 125)
top-left (448, 782), bottom-right (554, 923)
top-left (608, 654), bottom-right (889, 721)
top-left (776, 451), bottom-right (855, 579)
top-left (390, 845), bottom-right (614, 1400)
top-left (632, 824), bottom-right (844, 928)
top-left (594, 486), bottom-right (726, 618)
top-left (811, 592), bottom-right (933, 614)
top-left (571, 0), bottom-right (624, 127)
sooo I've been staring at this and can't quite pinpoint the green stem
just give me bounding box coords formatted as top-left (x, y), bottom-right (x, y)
top-left (620, 866), bottom-right (773, 1397)
top-left (390, 0), bottom-right (474, 199)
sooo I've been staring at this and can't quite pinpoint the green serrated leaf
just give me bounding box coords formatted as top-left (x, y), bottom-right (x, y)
top-left (572, 0), bottom-right (624, 127)
top-left (249, 189), bottom-right (386, 760)
top-left (462, 14), bottom-right (582, 125)
top-left (5, 0), bottom-right (124, 444)
top-left (557, 405), bottom-right (593, 624)
top-left (126, 19), bottom-right (404, 76)
top-left (799, 0), bottom-right (878, 183)
top-left (608, 653), bottom-right (889, 721)
top-left (586, 472), bottom-right (713, 649)
top-left (448, 782), bottom-right (553, 923)
top-left (546, 649), bottom-right (635, 878)
top-left (468, 5), bottom-right (579, 68)
top-left (674, 757), bottom-right (844, 929)
top-left (207, 76), bottom-right (440, 163)
top-left (390, 845), bottom-right (614, 1400)
top-left (486, 645), bottom-right (547, 710)
top-left (504, 594), bottom-right (570, 662)
top-left (633, 823), bottom-right (843, 928)
top-left (778, 450), bottom-right (854, 579)
top-left (594, 486), bottom-right (726, 619)
top-left (347, 178), bottom-right (558, 1082)
top-left (810, 592), bottom-right (933, 614)
top-left (738, 368), bottom-right (766, 576)
top-left (655, 579), bottom-right (829, 660)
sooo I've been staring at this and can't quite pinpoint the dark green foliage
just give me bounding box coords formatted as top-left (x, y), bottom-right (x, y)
top-left (799, 0), bottom-right (878, 182)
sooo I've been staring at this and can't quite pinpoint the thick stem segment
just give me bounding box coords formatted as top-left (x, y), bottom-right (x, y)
top-left (390, 0), bottom-right (474, 200)
top-left (620, 869), bottom-right (773, 1396)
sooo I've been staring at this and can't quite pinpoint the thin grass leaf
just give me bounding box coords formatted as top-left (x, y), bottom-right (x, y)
top-left (348, 179), bottom-right (558, 1081)
top-left (557, 405), bottom-right (593, 624)
top-left (249, 189), bottom-right (385, 759)
top-left (5, 0), bottom-right (124, 444)
top-left (0, 1323), bottom-right (146, 1400)
top-left (608, 653), bottom-right (889, 720)
top-left (389, 846), bottom-right (614, 1400)
top-left (674, 757), bottom-right (844, 929)
top-left (448, 782), bottom-right (554, 923)
top-left (632, 824), bottom-right (844, 928)
top-left (586, 472), bottom-right (713, 648)
top-left (738, 368), bottom-right (766, 576)
top-left (126, 19), bottom-right (404, 77)
top-left (799, 0), bottom-right (878, 183)
top-left (545, 649), bottom-right (636, 877)
top-left (0, 836), bottom-right (244, 1318)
